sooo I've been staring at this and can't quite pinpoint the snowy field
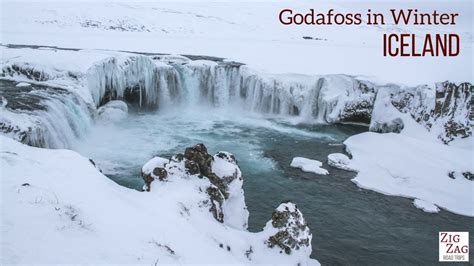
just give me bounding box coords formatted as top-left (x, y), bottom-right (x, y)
top-left (1, 0), bottom-right (472, 85)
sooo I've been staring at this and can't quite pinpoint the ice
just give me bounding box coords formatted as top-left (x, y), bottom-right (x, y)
top-left (15, 82), bottom-right (31, 87)
top-left (97, 100), bottom-right (128, 122)
top-left (290, 157), bottom-right (329, 175)
top-left (413, 199), bottom-right (440, 213)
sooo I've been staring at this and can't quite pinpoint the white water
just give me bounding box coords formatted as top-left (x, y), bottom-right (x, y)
top-left (86, 55), bottom-right (373, 124)
top-left (70, 108), bottom-right (339, 188)
top-left (0, 81), bottom-right (93, 149)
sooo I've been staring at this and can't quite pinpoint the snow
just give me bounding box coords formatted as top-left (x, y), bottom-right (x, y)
top-left (0, 136), bottom-right (319, 265)
top-left (327, 153), bottom-right (354, 171)
top-left (1, 1), bottom-right (472, 86)
top-left (344, 131), bottom-right (474, 217)
top-left (15, 82), bottom-right (31, 87)
top-left (413, 199), bottom-right (440, 213)
top-left (142, 156), bottom-right (169, 175)
top-left (291, 157), bottom-right (329, 175)
top-left (212, 152), bottom-right (249, 230)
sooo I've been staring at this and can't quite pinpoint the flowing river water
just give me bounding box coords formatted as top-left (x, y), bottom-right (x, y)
top-left (71, 109), bottom-right (474, 266)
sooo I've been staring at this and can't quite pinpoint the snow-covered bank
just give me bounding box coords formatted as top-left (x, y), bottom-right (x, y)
top-left (1, 1), bottom-right (472, 85)
top-left (0, 136), bottom-right (319, 265)
top-left (330, 80), bottom-right (473, 216)
top-left (339, 128), bottom-right (474, 216)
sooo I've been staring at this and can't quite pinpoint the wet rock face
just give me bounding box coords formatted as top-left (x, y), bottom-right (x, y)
top-left (264, 202), bottom-right (312, 255)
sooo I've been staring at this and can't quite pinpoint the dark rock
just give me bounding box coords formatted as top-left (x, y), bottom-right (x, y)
top-left (152, 167), bottom-right (168, 181)
top-left (245, 246), bottom-right (253, 260)
top-left (142, 173), bottom-right (154, 192)
top-left (142, 166), bottom-right (168, 191)
top-left (462, 172), bottom-right (473, 181)
top-left (338, 81), bottom-right (376, 124)
top-left (216, 151), bottom-right (236, 164)
top-left (206, 186), bottom-right (224, 223)
top-left (448, 171), bottom-right (456, 179)
top-left (184, 144), bottom-right (213, 176)
top-left (184, 144), bottom-right (229, 198)
top-left (391, 81), bottom-right (472, 143)
top-left (184, 160), bottom-right (200, 175)
top-left (432, 81), bottom-right (472, 143)
top-left (265, 202), bottom-right (311, 255)
top-left (171, 153), bottom-right (184, 162)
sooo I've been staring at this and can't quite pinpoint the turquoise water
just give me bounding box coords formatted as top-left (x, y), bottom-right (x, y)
top-left (72, 110), bottom-right (474, 265)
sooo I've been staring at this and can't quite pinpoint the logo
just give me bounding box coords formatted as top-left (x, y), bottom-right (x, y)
top-left (439, 232), bottom-right (469, 262)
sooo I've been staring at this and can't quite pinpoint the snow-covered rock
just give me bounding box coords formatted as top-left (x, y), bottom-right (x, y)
top-left (212, 151), bottom-right (248, 230)
top-left (263, 202), bottom-right (312, 256)
top-left (0, 136), bottom-right (319, 265)
top-left (141, 156), bottom-right (169, 191)
top-left (291, 157), bottom-right (329, 175)
top-left (141, 144), bottom-right (249, 229)
top-left (372, 81), bottom-right (472, 143)
top-left (327, 153), bottom-right (354, 171)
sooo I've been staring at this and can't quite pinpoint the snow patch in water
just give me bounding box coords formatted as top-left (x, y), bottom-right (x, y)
top-left (290, 157), bottom-right (329, 175)
top-left (413, 199), bottom-right (440, 213)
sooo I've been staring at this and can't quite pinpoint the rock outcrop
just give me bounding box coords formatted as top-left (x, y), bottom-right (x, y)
top-left (263, 202), bottom-right (312, 256)
top-left (385, 81), bottom-right (472, 143)
top-left (141, 144), bottom-right (248, 228)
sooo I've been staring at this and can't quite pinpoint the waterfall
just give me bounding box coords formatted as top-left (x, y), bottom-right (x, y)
top-left (1, 54), bottom-right (377, 149)
top-left (87, 55), bottom-right (373, 124)
top-left (0, 81), bottom-right (93, 149)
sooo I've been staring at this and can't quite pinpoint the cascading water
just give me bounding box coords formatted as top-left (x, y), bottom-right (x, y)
top-left (0, 80), bottom-right (92, 149)
top-left (1, 53), bottom-right (378, 149)
top-left (86, 55), bottom-right (376, 124)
